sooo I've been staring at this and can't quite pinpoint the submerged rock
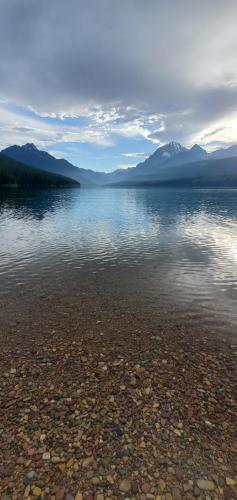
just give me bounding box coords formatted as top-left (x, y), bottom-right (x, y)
top-left (196, 479), bottom-right (215, 490)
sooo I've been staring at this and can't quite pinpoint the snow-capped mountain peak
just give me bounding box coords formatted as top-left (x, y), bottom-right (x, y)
top-left (168, 141), bottom-right (186, 153)
top-left (152, 141), bottom-right (187, 160)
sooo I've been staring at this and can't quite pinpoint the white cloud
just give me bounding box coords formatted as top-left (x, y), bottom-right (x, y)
top-left (190, 111), bottom-right (237, 151)
top-left (117, 163), bottom-right (136, 170)
top-left (0, 105), bottom-right (114, 150)
top-left (122, 152), bottom-right (148, 158)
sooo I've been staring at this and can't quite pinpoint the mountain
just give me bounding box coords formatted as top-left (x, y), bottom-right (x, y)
top-left (1, 143), bottom-right (104, 187)
top-left (0, 154), bottom-right (80, 189)
top-left (2, 141), bottom-right (237, 189)
top-left (95, 142), bottom-right (201, 185)
top-left (2, 141), bottom-right (207, 188)
top-left (1, 142), bottom-right (136, 187)
top-left (211, 144), bottom-right (237, 159)
top-left (124, 142), bottom-right (207, 178)
top-left (104, 142), bottom-right (208, 185)
top-left (109, 157), bottom-right (237, 188)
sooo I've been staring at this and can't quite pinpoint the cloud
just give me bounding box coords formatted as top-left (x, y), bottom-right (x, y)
top-left (191, 111), bottom-right (237, 150)
top-left (122, 152), bottom-right (148, 158)
top-left (117, 163), bottom-right (136, 170)
top-left (0, 0), bottom-right (237, 148)
top-left (0, 104), bottom-right (114, 150)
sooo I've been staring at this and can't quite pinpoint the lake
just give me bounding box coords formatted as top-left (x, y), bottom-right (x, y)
top-left (1, 187), bottom-right (237, 337)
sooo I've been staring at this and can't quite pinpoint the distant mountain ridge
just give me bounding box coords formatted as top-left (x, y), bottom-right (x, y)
top-left (110, 157), bottom-right (237, 189)
top-left (2, 143), bottom-right (98, 187)
top-left (2, 141), bottom-right (237, 188)
top-left (211, 144), bottom-right (237, 159)
top-left (0, 154), bottom-right (80, 189)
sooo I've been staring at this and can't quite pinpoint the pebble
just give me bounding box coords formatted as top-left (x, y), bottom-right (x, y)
top-left (75, 492), bottom-right (83, 500)
top-left (51, 456), bottom-right (64, 463)
top-left (172, 486), bottom-right (181, 500)
top-left (32, 486), bottom-right (42, 497)
top-left (56, 487), bottom-right (66, 500)
top-left (193, 486), bottom-right (201, 497)
top-left (0, 313), bottom-right (236, 499)
top-left (24, 485), bottom-right (31, 498)
top-left (183, 483), bottom-right (192, 492)
top-left (196, 479), bottom-right (215, 491)
top-left (158, 479), bottom-right (166, 492)
top-left (119, 479), bottom-right (131, 493)
top-left (131, 480), bottom-right (139, 494)
top-left (226, 477), bottom-right (236, 486)
top-left (91, 476), bottom-right (100, 485)
top-left (160, 428), bottom-right (169, 441)
top-left (83, 456), bottom-right (94, 467)
top-left (175, 469), bottom-right (184, 481)
top-left (141, 482), bottom-right (151, 493)
top-left (27, 470), bottom-right (35, 479)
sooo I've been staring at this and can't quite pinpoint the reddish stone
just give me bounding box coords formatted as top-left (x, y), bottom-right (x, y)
top-left (224, 487), bottom-right (235, 500)
top-left (175, 469), bottom-right (184, 481)
top-left (201, 440), bottom-right (209, 450)
top-left (183, 483), bottom-right (192, 492)
top-left (141, 483), bottom-right (151, 493)
top-left (27, 448), bottom-right (35, 456)
top-left (82, 456), bottom-right (94, 468)
top-left (34, 459), bottom-right (44, 468)
top-left (55, 486), bottom-right (66, 500)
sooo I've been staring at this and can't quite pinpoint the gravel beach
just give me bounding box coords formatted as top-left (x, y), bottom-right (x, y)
top-left (0, 294), bottom-right (236, 500)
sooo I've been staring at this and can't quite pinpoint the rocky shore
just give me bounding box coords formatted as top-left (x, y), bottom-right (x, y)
top-left (0, 304), bottom-right (237, 500)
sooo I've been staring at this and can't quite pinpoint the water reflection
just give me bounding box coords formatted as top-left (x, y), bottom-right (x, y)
top-left (0, 188), bottom-right (76, 221)
top-left (1, 188), bottom-right (237, 334)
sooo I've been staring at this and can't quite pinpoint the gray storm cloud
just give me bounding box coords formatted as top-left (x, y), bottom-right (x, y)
top-left (0, 0), bottom-right (237, 143)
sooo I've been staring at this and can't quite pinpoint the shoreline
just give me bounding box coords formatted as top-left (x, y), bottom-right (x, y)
top-left (0, 301), bottom-right (237, 499)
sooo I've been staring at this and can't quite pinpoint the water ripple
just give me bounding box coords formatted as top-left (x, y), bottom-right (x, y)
top-left (1, 188), bottom-right (237, 334)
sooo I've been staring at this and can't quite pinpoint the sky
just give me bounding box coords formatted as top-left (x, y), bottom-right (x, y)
top-left (0, 0), bottom-right (237, 172)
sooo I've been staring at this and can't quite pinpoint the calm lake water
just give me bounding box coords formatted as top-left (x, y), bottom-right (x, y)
top-left (1, 187), bottom-right (237, 335)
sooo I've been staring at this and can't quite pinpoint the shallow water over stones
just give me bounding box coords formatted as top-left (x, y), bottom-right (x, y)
top-left (1, 187), bottom-right (237, 336)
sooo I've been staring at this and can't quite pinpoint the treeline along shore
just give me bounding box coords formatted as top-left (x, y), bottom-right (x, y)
top-left (0, 154), bottom-right (80, 189)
